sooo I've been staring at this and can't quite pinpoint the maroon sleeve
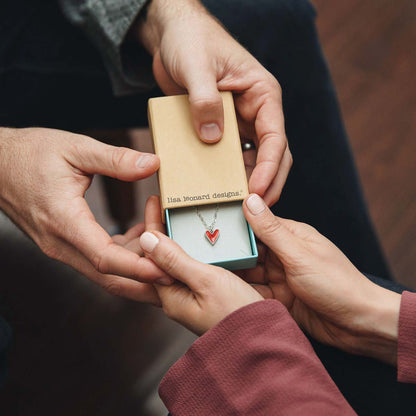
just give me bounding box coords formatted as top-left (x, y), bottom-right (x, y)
top-left (159, 300), bottom-right (355, 416)
top-left (398, 291), bottom-right (416, 383)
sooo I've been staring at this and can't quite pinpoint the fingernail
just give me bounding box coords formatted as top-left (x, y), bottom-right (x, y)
top-left (136, 154), bottom-right (153, 168)
top-left (156, 277), bottom-right (174, 286)
top-left (140, 232), bottom-right (159, 253)
top-left (200, 123), bottom-right (221, 142)
top-left (246, 194), bottom-right (266, 215)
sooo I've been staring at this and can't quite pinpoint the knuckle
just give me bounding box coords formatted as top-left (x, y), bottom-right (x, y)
top-left (292, 220), bottom-right (318, 235)
top-left (261, 135), bottom-right (287, 161)
top-left (276, 138), bottom-right (288, 154)
top-left (263, 74), bottom-right (281, 96)
top-left (262, 218), bottom-right (283, 237)
top-left (68, 141), bottom-right (85, 162)
top-left (102, 279), bottom-right (123, 297)
top-left (192, 274), bottom-right (213, 295)
top-left (190, 95), bottom-right (222, 114)
top-left (286, 219), bottom-right (319, 240)
top-left (264, 130), bottom-right (286, 145)
top-left (301, 223), bottom-right (319, 236)
top-left (270, 76), bottom-right (281, 93)
top-left (91, 249), bottom-right (110, 274)
top-left (260, 133), bottom-right (286, 158)
top-left (109, 146), bottom-right (130, 171)
top-left (288, 149), bottom-right (294, 166)
top-left (40, 242), bottom-right (60, 260)
top-left (161, 248), bottom-right (180, 276)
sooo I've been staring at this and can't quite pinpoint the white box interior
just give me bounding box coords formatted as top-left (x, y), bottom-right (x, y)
top-left (168, 201), bottom-right (253, 264)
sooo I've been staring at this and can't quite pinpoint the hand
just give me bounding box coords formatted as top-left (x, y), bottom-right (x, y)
top-left (241, 194), bottom-right (401, 365)
top-left (136, 0), bottom-right (292, 205)
top-left (140, 196), bottom-right (263, 335)
top-left (0, 127), bottom-right (172, 303)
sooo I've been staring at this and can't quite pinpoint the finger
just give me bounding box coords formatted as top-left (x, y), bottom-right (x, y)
top-left (112, 223), bottom-right (146, 246)
top-left (236, 112), bottom-right (257, 141)
top-left (268, 281), bottom-right (295, 309)
top-left (123, 222), bottom-right (146, 242)
top-left (238, 264), bottom-right (266, 284)
top-left (252, 284), bottom-right (273, 299)
top-left (183, 61), bottom-right (224, 143)
top-left (61, 198), bottom-right (172, 283)
top-left (248, 87), bottom-right (287, 197)
top-left (152, 50), bottom-right (187, 95)
top-left (96, 274), bottom-right (160, 304)
top-left (256, 241), bottom-right (267, 264)
top-left (70, 136), bottom-right (160, 181)
top-left (52, 239), bottom-right (160, 304)
top-left (154, 282), bottom-right (193, 308)
top-left (112, 234), bottom-right (127, 246)
top-left (145, 195), bottom-right (165, 233)
top-left (243, 148), bottom-right (256, 169)
top-left (243, 193), bottom-right (299, 259)
top-left (139, 231), bottom-right (216, 291)
top-left (243, 148), bottom-right (256, 182)
top-left (124, 238), bottom-right (144, 257)
top-left (154, 282), bottom-right (201, 334)
top-left (233, 243), bottom-right (266, 280)
top-left (263, 146), bottom-right (293, 206)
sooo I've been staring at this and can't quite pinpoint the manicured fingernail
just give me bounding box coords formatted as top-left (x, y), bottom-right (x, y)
top-left (156, 277), bottom-right (174, 286)
top-left (136, 154), bottom-right (153, 168)
top-left (200, 123), bottom-right (221, 142)
top-left (246, 194), bottom-right (266, 215)
top-left (140, 232), bottom-right (159, 253)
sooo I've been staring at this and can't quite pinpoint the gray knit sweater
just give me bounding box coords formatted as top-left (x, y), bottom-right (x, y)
top-left (59, 0), bottom-right (155, 96)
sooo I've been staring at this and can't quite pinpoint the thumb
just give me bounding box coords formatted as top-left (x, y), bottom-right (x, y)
top-left (139, 231), bottom-right (215, 292)
top-left (183, 63), bottom-right (224, 144)
top-left (243, 194), bottom-right (300, 259)
top-left (73, 136), bottom-right (160, 181)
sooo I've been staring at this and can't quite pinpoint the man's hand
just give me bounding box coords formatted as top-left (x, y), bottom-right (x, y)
top-left (136, 0), bottom-right (292, 205)
top-left (241, 194), bottom-right (401, 365)
top-left (0, 127), bottom-right (171, 302)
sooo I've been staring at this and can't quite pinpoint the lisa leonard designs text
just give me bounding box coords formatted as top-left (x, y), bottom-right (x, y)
top-left (167, 190), bottom-right (243, 204)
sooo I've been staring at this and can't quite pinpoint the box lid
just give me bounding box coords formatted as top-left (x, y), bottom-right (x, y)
top-left (148, 92), bottom-right (249, 211)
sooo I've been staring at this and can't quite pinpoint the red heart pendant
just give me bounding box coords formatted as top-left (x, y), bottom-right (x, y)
top-left (205, 229), bottom-right (220, 245)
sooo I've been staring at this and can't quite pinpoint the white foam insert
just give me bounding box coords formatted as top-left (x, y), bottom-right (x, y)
top-left (168, 201), bottom-right (253, 264)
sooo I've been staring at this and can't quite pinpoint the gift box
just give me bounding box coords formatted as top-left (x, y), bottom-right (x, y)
top-left (148, 92), bottom-right (258, 270)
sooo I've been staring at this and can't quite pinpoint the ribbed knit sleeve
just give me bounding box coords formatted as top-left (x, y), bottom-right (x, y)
top-left (159, 300), bottom-right (355, 416)
top-left (398, 291), bottom-right (416, 383)
top-left (59, 0), bottom-right (155, 96)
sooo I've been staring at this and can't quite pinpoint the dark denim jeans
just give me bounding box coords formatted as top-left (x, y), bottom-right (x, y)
top-left (0, 0), bottom-right (415, 414)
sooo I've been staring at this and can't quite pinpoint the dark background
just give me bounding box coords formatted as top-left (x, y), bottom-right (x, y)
top-left (312, 0), bottom-right (416, 289)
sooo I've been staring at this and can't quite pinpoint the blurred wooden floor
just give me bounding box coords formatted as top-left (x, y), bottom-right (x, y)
top-left (312, 0), bottom-right (416, 288)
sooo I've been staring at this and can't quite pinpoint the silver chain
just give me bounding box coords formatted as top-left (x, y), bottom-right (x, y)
top-left (195, 204), bottom-right (219, 233)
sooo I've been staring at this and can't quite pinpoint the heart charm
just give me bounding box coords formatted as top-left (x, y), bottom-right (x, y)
top-left (205, 229), bottom-right (220, 245)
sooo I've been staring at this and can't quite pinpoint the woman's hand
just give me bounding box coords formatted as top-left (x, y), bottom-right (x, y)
top-left (136, 0), bottom-right (291, 205)
top-left (0, 127), bottom-right (170, 303)
top-left (140, 196), bottom-right (263, 335)
top-left (241, 194), bottom-right (401, 365)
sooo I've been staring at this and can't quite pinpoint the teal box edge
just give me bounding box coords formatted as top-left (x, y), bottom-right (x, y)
top-left (165, 208), bottom-right (258, 271)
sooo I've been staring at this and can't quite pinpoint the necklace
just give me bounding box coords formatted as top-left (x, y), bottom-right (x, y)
top-left (195, 204), bottom-right (220, 245)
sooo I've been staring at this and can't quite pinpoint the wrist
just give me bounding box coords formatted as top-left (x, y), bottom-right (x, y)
top-left (354, 284), bottom-right (401, 365)
top-left (134, 0), bottom-right (207, 55)
top-left (0, 127), bottom-right (18, 209)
